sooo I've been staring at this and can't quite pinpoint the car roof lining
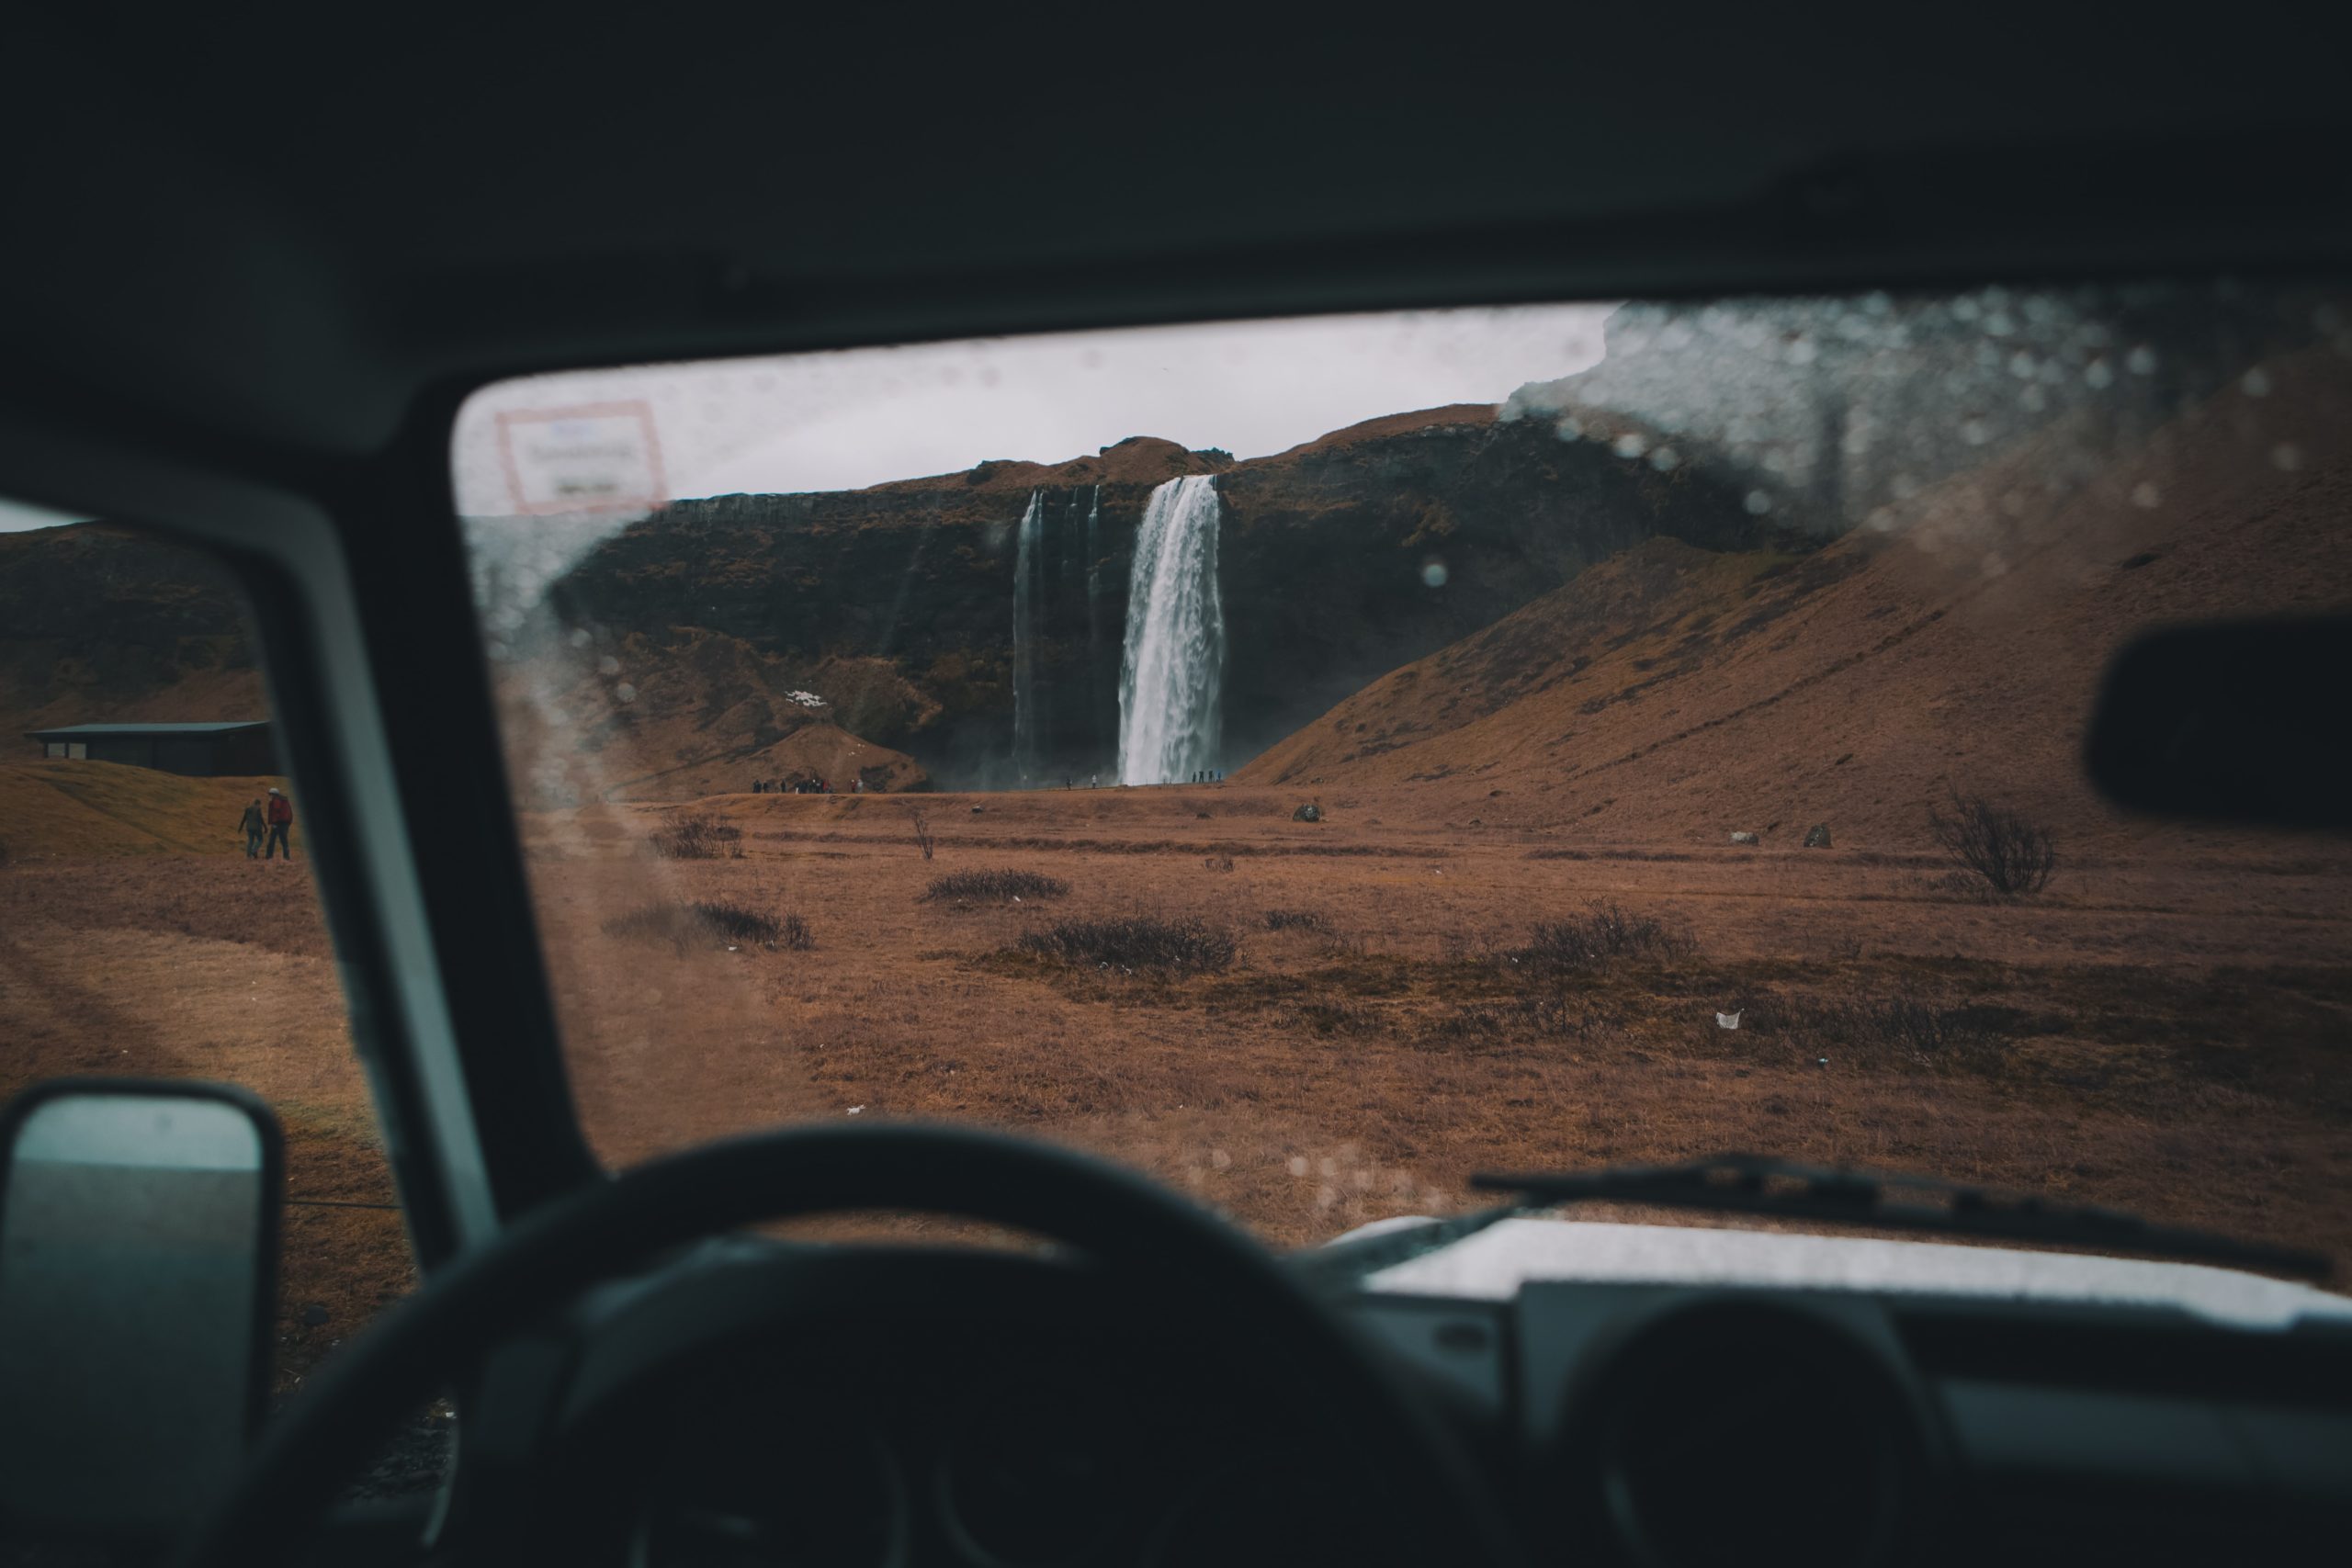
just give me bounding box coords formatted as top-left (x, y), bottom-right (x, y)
top-left (3, 12), bottom-right (2348, 465)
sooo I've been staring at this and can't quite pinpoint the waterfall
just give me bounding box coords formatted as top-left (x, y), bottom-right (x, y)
top-left (1082, 485), bottom-right (1104, 751)
top-left (1010, 489), bottom-right (1043, 783)
top-left (1117, 475), bottom-right (1225, 784)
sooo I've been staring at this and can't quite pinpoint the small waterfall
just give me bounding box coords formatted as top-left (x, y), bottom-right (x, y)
top-left (1117, 475), bottom-right (1225, 784)
top-left (1010, 489), bottom-right (1044, 782)
top-left (1082, 485), bottom-right (1105, 753)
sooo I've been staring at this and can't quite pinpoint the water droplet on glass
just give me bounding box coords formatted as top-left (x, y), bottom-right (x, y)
top-left (1743, 490), bottom-right (1774, 515)
top-left (1612, 432), bottom-right (1648, 460)
top-left (1421, 559), bottom-right (1450, 589)
top-left (2126, 344), bottom-right (2158, 376)
top-left (2131, 482), bottom-right (2162, 509)
top-left (597, 655), bottom-right (620, 676)
top-left (2021, 385), bottom-right (2048, 412)
top-left (2242, 367), bottom-right (2273, 398)
top-left (1556, 414), bottom-right (1585, 441)
top-left (569, 628), bottom-right (592, 649)
top-left (2271, 442), bottom-right (2305, 471)
top-left (1288, 1156), bottom-right (1309, 1177)
top-left (1648, 446), bottom-right (1680, 472)
top-left (2085, 360), bottom-right (2115, 389)
top-left (1960, 417), bottom-right (1993, 446)
top-left (1210, 1147), bottom-right (1232, 1169)
top-left (615, 682), bottom-right (637, 703)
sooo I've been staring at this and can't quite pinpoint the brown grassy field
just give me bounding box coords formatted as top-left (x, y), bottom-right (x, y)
top-left (526, 785), bottom-right (2352, 1270)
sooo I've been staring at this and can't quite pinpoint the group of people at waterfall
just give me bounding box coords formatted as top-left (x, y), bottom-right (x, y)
top-left (750, 774), bottom-right (862, 795)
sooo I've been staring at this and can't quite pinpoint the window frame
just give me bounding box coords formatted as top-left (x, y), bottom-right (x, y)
top-left (0, 401), bottom-right (600, 1267)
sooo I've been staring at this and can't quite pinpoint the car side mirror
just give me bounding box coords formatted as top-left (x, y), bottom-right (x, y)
top-left (0, 1079), bottom-right (282, 1548)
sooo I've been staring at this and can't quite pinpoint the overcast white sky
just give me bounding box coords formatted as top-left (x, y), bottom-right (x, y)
top-left (448, 305), bottom-right (1615, 518)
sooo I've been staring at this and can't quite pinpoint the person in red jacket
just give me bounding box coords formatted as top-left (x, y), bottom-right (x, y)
top-left (264, 786), bottom-right (295, 861)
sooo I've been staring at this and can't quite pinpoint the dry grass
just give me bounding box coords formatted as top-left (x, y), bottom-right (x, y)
top-left (922, 868), bottom-right (1070, 904)
top-left (649, 814), bottom-right (743, 860)
top-left (513, 787), bottom-right (2352, 1279)
top-left (603, 899), bottom-right (811, 952)
top-left (1015, 916), bottom-right (1239, 974)
top-left (1498, 901), bottom-right (1697, 971)
top-left (0, 760), bottom-right (290, 857)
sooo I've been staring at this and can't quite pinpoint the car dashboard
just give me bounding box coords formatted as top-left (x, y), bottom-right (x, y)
top-left (434, 1235), bottom-right (2352, 1568)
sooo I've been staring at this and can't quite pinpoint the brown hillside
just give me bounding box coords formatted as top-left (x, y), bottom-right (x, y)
top-left (1238, 347), bottom-right (2352, 852)
top-left (0, 761), bottom-right (291, 858)
top-left (491, 626), bottom-right (929, 806)
top-left (0, 523), bottom-right (263, 740)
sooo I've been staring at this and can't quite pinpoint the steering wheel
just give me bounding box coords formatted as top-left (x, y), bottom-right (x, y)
top-left (177, 1123), bottom-right (1520, 1567)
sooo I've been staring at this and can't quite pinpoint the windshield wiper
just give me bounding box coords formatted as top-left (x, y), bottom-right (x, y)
top-left (1472, 1154), bottom-right (2333, 1281)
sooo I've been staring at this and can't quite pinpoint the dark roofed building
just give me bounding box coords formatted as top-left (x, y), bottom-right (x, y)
top-left (28, 722), bottom-right (277, 777)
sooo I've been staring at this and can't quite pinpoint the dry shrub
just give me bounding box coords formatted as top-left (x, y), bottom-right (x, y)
top-left (1016, 916), bottom-right (1238, 973)
top-left (909, 807), bottom-right (935, 861)
top-left (1928, 791), bottom-right (2057, 897)
top-left (1271, 998), bottom-right (1380, 1036)
top-left (1203, 855), bottom-right (1236, 873)
top-left (649, 815), bottom-right (742, 860)
top-left (1499, 901), bottom-right (1695, 973)
top-left (1261, 909), bottom-right (1330, 933)
top-left (602, 899), bottom-right (811, 953)
top-left (922, 868), bottom-right (1069, 903)
top-left (1425, 991), bottom-right (1610, 1044)
top-left (1764, 994), bottom-right (2006, 1070)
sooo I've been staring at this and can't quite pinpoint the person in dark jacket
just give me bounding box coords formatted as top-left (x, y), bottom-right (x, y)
top-left (264, 787), bottom-right (295, 860)
top-left (239, 798), bottom-right (266, 858)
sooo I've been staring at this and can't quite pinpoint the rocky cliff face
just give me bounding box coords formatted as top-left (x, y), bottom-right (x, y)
top-left (527, 406), bottom-right (1769, 786)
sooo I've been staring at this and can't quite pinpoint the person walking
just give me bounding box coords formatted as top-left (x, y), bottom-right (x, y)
top-left (263, 786), bottom-right (295, 861)
top-left (239, 797), bottom-right (266, 858)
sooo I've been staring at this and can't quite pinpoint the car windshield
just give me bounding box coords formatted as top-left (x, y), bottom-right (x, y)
top-left (449, 284), bottom-right (2352, 1268)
